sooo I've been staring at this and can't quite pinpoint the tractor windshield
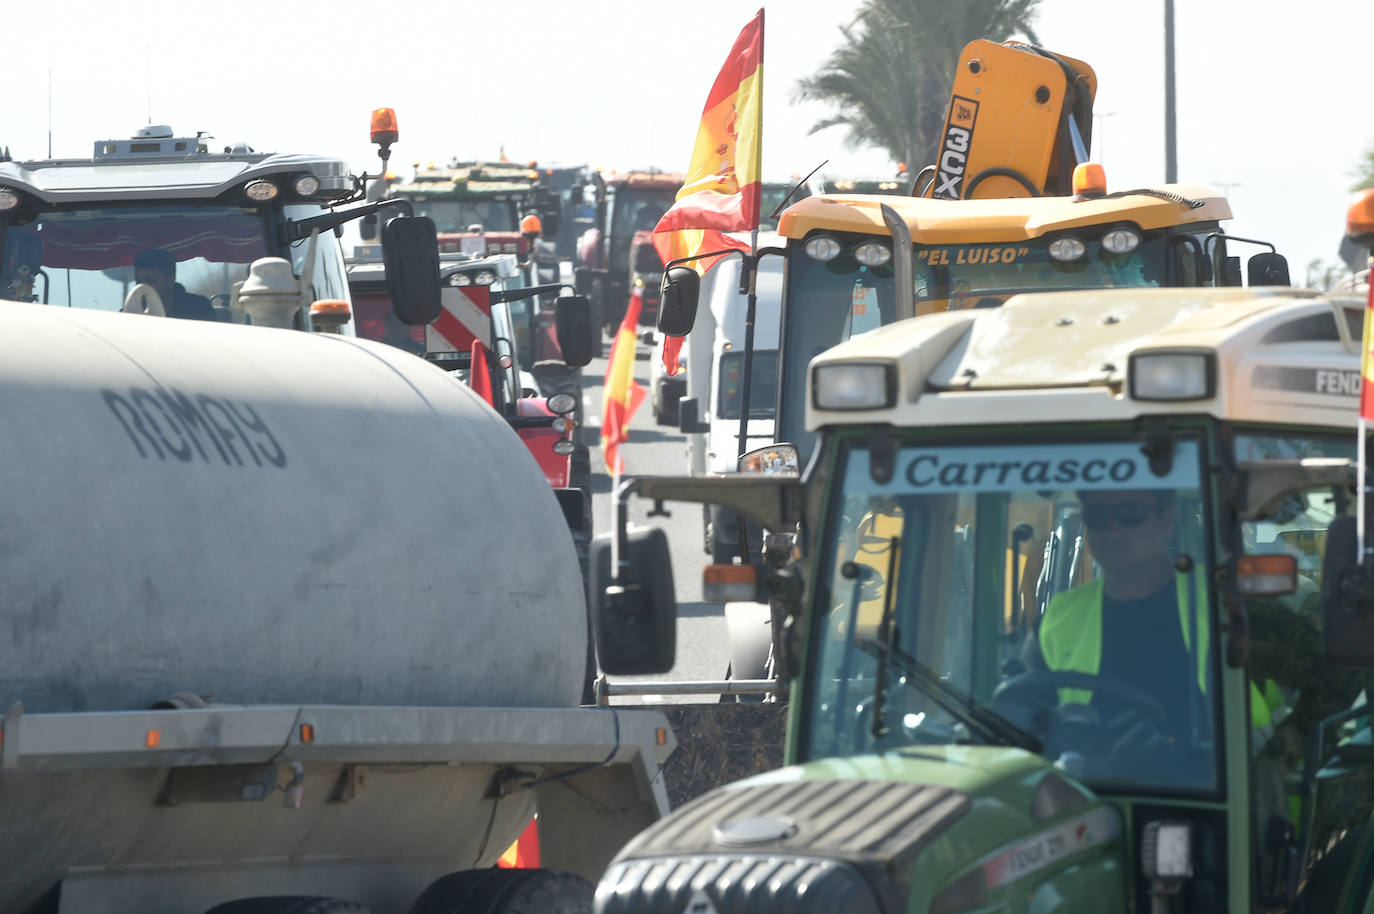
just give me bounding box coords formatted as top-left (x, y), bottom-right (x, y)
top-left (404, 198), bottom-right (519, 234)
top-left (0, 205), bottom-right (268, 320)
top-left (610, 189), bottom-right (677, 239)
top-left (804, 435), bottom-right (1221, 795)
top-left (778, 232), bottom-right (1170, 455)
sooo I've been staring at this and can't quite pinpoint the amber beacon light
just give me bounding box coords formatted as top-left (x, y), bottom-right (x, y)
top-left (370, 108), bottom-right (399, 147)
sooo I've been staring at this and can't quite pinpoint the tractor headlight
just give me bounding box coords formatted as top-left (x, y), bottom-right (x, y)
top-left (738, 444), bottom-right (800, 476)
top-left (804, 234), bottom-right (842, 262)
top-left (1048, 236), bottom-right (1086, 261)
top-left (1128, 349), bottom-right (1215, 401)
top-left (813, 362), bottom-right (895, 411)
top-left (547, 392), bottom-right (578, 415)
top-left (293, 173), bottom-right (321, 196)
top-left (449, 272), bottom-right (473, 286)
top-left (245, 179), bottom-right (279, 202)
top-left (0, 187), bottom-right (20, 211)
top-left (1141, 821), bottom-right (1194, 880)
top-left (1101, 227), bottom-right (1141, 254)
top-left (854, 241), bottom-right (893, 267)
top-left (473, 270), bottom-right (498, 286)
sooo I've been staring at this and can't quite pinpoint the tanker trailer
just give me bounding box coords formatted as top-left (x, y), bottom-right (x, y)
top-left (0, 293), bottom-right (673, 914)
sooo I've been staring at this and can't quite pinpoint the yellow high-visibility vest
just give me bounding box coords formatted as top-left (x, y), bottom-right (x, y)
top-left (1038, 572), bottom-right (1277, 731)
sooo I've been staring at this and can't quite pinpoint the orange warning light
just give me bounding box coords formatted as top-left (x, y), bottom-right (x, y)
top-left (1347, 189), bottom-right (1374, 241)
top-left (370, 108), bottom-right (399, 146)
top-left (1072, 163), bottom-right (1107, 197)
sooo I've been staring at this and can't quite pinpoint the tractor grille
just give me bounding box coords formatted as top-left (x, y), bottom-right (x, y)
top-left (596, 854), bottom-right (881, 914)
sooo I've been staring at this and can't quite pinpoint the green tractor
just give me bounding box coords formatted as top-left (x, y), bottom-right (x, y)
top-left (589, 191), bottom-right (1374, 913)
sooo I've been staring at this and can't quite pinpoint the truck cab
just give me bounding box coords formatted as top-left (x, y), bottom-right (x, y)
top-left (0, 125), bottom-right (394, 331)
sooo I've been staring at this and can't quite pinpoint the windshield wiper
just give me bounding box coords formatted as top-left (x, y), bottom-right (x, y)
top-left (857, 635), bottom-right (1043, 753)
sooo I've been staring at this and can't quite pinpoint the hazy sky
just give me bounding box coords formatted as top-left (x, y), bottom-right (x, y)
top-left (5, 0), bottom-right (1371, 282)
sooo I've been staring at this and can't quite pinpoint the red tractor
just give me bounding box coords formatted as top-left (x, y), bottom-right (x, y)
top-left (572, 169), bottom-right (683, 335)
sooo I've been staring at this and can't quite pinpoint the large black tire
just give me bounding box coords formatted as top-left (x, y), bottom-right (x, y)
top-left (205, 898), bottom-right (371, 914)
top-left (407, 869), bottom-right (593, 914)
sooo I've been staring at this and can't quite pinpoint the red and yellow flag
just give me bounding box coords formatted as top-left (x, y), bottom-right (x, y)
top-left (602, 284), bottom-right (648, 474)
top-left (470, 339), bottom-right (494, 407)
top-left (652, 8), bottom-right (764, 377)
top-left (497, 816), bottom-right (540, 868)
top-left (1362, 259), bottom-right (1374, 420)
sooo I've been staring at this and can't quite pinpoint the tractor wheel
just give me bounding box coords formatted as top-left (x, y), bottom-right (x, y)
top-left (204, 898), bottom-right (371, 914)
top-left (407, 868), bottom-right (593, 914)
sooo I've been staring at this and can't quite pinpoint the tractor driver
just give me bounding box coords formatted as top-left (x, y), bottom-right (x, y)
top-left (1029, 487), bottom-right (1284, 780)
top-left (1026, 488), bottom-right (1211, 777)
top-left (133, 249), bottom-right (219, 322)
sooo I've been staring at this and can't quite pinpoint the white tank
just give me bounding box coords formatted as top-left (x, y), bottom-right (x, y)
top-left (0, 303), bottom-right (586, 713)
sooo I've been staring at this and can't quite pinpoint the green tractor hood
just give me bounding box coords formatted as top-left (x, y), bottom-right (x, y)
top-left (598, 746), bottom-right (1125, 914)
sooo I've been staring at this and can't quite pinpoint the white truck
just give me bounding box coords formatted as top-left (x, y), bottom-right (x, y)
top-left (678, 245), bottom-right (783, 565)
top-left (0, 214), bottom-right (670, 913)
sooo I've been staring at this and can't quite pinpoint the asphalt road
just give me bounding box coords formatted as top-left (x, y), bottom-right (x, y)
top-left (579, 341), bottom-right (730, 704)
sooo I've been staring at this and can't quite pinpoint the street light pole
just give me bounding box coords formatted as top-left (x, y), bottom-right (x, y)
top-left (1093, 112), bottom-right (1118, 164)
top-left (1164, 0), bottom-right (1177, 182)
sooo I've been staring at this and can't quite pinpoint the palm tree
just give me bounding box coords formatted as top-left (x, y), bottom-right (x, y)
top-left (1353, 149), bottom-right (1374, 192)
top-left (794, 0), bottom-right (1043, 172)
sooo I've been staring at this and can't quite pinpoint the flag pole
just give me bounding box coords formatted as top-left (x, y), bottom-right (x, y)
top-left (733, 10), bottom-right (764, 564)
top-left (1360, 417), bottom-right (1367, 568)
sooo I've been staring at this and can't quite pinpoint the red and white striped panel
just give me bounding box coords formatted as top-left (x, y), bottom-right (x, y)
top-left (425, 285), bottom-right (492, 353)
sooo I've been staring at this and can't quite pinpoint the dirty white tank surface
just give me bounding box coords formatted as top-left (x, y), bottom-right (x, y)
top-left (0, 303), bottom-right (586, 713)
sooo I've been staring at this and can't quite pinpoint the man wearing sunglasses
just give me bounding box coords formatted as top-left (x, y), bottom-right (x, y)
top-left (1038, 488), bottom-right (1203, 715)
top-left (1030, 487), bottom-right (1212, 777)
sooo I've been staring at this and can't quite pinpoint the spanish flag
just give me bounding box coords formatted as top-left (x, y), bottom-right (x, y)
top-left (652, 9), bottom-right (764, 377)
top-left (601, 283), bottom-right (648, 475)
top-left (497, 816), bottom-right (540, 868)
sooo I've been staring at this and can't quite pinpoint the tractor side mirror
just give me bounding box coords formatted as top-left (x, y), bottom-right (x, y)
top-left (1320, 515), bottom-right (1374, 665)
top-left (1248, 252), bottom-right (1290, 287)
top-left (382, 216), bottom-right (442, 325)
top-left (554, 294), bottom-right (595, 368)
top-left (590, 528), bottom-right (677, 674)
top-left (657, 266), bottom-right (700, 337)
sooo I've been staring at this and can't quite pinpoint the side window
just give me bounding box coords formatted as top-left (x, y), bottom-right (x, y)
top-left (1238, 435), bottom-right (1367, 905)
